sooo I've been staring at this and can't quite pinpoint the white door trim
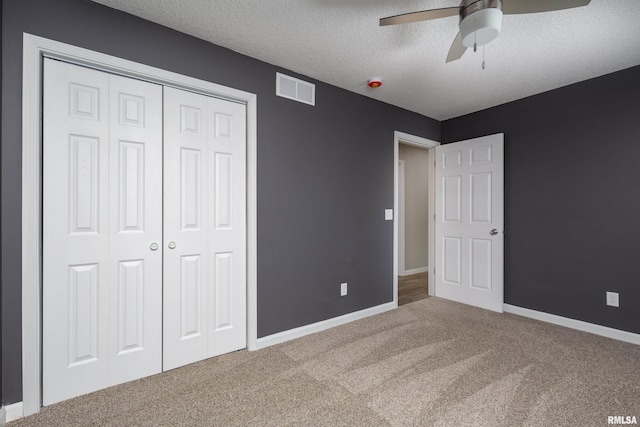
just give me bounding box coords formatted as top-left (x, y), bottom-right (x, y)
top-left (393, 132), bottom-right (439, 305)
top-left (398, 160), bottom-right (406, 275)
top-left (22, 33), bottom-right (258, 415)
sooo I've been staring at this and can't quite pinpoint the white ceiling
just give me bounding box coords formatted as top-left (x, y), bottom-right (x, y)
top-left (92, 0), bottom-right (640, 120)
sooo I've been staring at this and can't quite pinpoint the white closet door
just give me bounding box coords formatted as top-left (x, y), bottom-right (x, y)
top-left (43, 59), bottom-right (163, 405)
top-left (163, 87), bottom-right (210, 370)
top-left (43, 59), bottom-right (247, 401)
top-left (107, 73), bottom-right (164, 385)
top-left (43, 59), bottom-right (110, 405)
top-left (163, 88), bottom-right (247, 370)
top-left (207, 97), bottom-right (247, 357)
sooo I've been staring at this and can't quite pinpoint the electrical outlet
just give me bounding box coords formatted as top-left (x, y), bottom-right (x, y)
top-left (606, 291), bottom-right (619, 307)
top-left (341, 282), bottom-right (348, 296)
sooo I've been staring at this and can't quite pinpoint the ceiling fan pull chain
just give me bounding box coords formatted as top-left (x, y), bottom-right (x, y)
top-left (473, 14), bottom-right (478, 53)
top-left (482, 45), bottom-right (486, 69)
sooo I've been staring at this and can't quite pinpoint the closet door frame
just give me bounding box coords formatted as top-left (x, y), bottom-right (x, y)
top-left (22, 33), bottom-right (258, 416)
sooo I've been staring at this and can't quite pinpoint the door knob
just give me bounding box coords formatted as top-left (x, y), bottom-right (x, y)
top-left (168, 241), bottom-right (177, 249)
top-left (150, 243), bottom-right (159, 251)
top-left (490, 229), bottom-right (499, 236)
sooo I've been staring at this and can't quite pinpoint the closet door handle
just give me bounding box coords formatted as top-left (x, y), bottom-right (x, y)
top-left (150, 243), bottom-right (159, 251)
top-left (168, 241), bottom-right (177, 249)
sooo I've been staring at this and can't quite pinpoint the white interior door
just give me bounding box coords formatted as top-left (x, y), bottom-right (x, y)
top-left (434, 134), bottom-right (504, 312)
top-left (163, 88), bottom-right (247, 371)
top-left (43, 59), bottom-right (163, 405)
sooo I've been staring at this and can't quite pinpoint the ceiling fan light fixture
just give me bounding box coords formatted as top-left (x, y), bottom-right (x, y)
top-left (378, 0), bottom-right (591, 64)
top-left (460, 7), bottom-right (503, 48)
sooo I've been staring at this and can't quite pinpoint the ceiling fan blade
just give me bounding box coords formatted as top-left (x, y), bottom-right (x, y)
top-left (380, 7), bottom-right (460, 26)
top-left (446, 32), bottom-right (467, 63)
top-left (503, 0), bottom-right (591, 15)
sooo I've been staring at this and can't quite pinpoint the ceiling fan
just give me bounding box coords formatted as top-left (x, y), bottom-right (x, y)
top-left (380, 0), bottom-right (592, 63)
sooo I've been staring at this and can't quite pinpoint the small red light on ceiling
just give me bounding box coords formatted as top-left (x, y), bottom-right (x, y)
top-left (368, 78), bottom-right (382, 88)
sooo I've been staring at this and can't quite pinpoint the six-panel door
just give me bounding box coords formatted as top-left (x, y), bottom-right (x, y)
top-left (163, 87), bottom-right (247, 371)
top-left (434, 134), bottom-right (504, 313)
top-left (43, 59), bottom-right (164, 405)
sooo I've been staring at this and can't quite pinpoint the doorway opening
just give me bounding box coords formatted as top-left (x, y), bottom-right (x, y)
top-left (393, 132), bottom-right (439, 306)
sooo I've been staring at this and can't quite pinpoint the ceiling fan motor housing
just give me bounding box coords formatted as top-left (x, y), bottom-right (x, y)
top-left (459, 0), bottom-right (503, 48)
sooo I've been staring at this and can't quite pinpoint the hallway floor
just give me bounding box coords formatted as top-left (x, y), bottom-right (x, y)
top-left (398, 272), bottom-right (428, 305)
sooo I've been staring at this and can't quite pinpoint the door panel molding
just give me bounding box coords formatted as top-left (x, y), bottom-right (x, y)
top-left (22, 33), bottom-right (258, 415)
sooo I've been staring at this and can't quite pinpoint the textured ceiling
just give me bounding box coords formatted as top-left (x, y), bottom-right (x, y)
top-left (92, 0), bottom-right (640, 120)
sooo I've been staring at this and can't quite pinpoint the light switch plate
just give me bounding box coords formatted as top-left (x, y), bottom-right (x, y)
top-left (385, 209), bottom-right (393, 221)
top-left (606, 291), bottom-right (619, 307)
top-left (341, 282), bottom-right (348, 296)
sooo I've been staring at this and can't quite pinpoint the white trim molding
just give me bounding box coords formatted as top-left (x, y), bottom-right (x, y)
top-left (255, 302), bottom-right (397, 350)
top-left (504, 304), bottom-right (640, 346)
top-left (3, 402), bottom-right (24, 424)
top-left (394, 131), bottom-right (439, 302)
top-left (22, 33), bottom-right (258, 415)
top-left (399, 267), bottom-right (429, 276)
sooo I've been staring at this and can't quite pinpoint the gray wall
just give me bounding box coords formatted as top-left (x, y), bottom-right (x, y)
top-left (0, 0), bottom-right (440, 404)
top-left (398, 144), bottom-right (429, 271)
top-left (442, 65), bottom-right (640, 336)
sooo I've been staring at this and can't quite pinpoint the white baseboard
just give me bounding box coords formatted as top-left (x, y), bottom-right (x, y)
top-left (254, 302), bottom-right (397, 350)
top-left (4, 402), bottom-right (24, 423)
top-left (503, 304), bottom-right (640, 346)
top-left (399, 267), bottom-right (428, 277)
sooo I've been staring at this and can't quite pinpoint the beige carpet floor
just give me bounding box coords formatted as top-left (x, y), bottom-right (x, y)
top-left (11, 297), bottom-right (640, 426)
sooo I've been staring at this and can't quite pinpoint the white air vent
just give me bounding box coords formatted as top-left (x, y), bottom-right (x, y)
top-left (276, 73), bottom-right (315, 106)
